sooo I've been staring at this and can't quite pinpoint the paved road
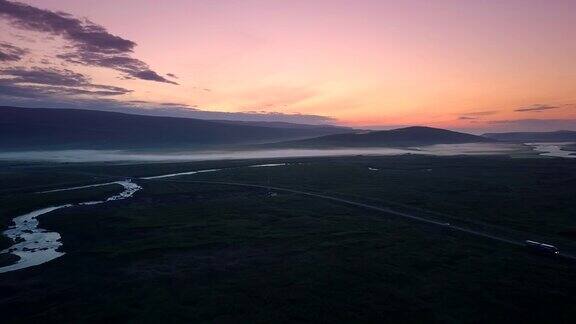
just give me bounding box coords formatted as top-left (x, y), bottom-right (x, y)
top-left (145, 178), bottom-right (576, 261)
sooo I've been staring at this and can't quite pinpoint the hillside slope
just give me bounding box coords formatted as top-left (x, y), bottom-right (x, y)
top-left (270, 126), bottom-right (495, 148)
top-left (0, 106), bottom-right (347, 150)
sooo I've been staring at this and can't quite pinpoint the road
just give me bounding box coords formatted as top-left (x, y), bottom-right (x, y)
top-left (145, 178), bottom-right (576, 261)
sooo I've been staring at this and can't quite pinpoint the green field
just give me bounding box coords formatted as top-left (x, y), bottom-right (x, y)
top-left (1, 155), bottom-right (576, 323)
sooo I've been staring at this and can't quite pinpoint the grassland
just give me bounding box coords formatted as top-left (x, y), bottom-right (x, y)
top-left (0, 155), bottom-right (576, 323)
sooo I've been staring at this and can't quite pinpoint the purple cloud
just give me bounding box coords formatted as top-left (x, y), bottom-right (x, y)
top-left (0, 81), bottom-right (129, 98)
top-left (3, 67), bottom-right (89, 86)
top-left (459, 116), bottom-right (477, 120)
top-left (0, 41), bottom-right (27, 61)
top-left (159, 102), bottom-right (190, 107)
top-left (515, 104), bottom-right (559, 112)
top-left (56, 52), bottom-right (177, 84)
top-left (0, 67), bottom-right (132, 99)
top-left (0, 0), bottom-right (176, 84)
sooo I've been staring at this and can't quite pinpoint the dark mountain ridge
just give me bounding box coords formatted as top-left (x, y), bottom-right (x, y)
top-left (269, 126), bottom-right (495, 148)
top-left (0, 106), bottom-right (349, 150)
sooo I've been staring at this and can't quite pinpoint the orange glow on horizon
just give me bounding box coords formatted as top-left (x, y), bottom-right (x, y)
top-left (2, 0), bottom-right (576, 131)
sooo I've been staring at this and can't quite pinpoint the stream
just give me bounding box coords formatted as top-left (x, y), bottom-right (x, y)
top-left (525, 143), bottom-right (576, 158)
top-left (0, 163), bottom-right (287, 274)
top-left (0, 181), bottom-right (141, 273)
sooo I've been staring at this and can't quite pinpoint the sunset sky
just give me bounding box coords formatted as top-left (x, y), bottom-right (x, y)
top-left (1, 0), bottom-right (575, 132)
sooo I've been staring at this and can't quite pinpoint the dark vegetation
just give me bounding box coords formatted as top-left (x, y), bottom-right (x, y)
top-left (0, 106), bottom-right (351, 150)
top-left (562, 143), bottom-right (576, 152)
top-left (1, 155), bottom-right (576, 322)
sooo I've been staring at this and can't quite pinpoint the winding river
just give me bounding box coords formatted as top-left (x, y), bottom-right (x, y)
top-left (0, 181), bottom-right (141, 274)
top-left (525, 143), bottom-right (576, 159)
top-left (0, 163), bottom-right (288, 274)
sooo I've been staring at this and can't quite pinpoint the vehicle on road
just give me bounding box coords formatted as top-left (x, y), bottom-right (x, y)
top-left (525, 240), bottom-right (560, 256)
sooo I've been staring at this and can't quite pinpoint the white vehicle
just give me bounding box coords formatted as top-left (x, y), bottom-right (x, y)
top-left (525, 240), bottom-right (560, 256)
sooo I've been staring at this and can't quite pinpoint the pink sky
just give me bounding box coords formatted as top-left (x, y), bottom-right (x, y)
top-left (1, 0), bottom-right (576, 131)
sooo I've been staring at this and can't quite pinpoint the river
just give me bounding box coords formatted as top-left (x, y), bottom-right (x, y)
top-left (525, 142), bottom-right (576, 159)
top-left (0, 181), bottom-right (141, 274)
top-left (0, 164), bottom-right (289, 274)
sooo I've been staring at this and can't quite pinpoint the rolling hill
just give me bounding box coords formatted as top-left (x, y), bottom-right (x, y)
top-left (0, 106), bottom-right (351, 150)
top-left (482, 130), bottom-right (576, 142)
top-left (269, 126), bottom-right (495, 148)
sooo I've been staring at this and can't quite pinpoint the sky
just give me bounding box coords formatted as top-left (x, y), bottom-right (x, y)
top-left (1, 0), bottom-right (576, 132)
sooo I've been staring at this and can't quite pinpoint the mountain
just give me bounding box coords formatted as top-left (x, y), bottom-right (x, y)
top-left (482, 130), bottom-right (576, 142)
top-left (0, 106), bottom-right (350, 150)
top-left (268, 126), bottom-right (495, 148)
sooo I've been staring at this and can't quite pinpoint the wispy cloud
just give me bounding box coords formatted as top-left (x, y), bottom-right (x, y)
top-left (0, 82), bottom-right (130, 98)
top-left (457, 110), bottom-right (498, 122)
top-left (461, 110), bottom-right (499, 116)
top-left (515, 104), bottom-right (559, 112)
top-left (0, 67), bottom-right (132, 99)
top-left (0, 41), bottom-right (27, 61)
top-left (0, 0), bottom-right (175, 84)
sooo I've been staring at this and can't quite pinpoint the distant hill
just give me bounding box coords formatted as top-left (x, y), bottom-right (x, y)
top-left (482, 131), bottom-right (576, 142)
top-left (0, 106), bottom-right (350, 151)
top-left (269, 126), bottom-right (495, 148)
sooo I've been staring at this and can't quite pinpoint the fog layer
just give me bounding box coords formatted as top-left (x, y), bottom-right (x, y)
top-left (0, 143), bottom-right (526, 163)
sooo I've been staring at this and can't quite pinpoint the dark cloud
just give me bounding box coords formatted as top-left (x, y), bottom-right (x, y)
top-left (3, 67), bottom-right (89, 86)
top-left (166, 73), bottom-right (178, 79)
top-left (56, 52), bottom-right (177, 84)
top-left (459, 116), bottom-right (477, 120)
top-left (0, 41), bottom-right (27, 61)
top-left (515, 104), bottom-right (559, 112)
top-left (127, 100), bottom-right (190, 107)
top-left (0, 82), bottom-right (129, 98)
top-left (127, 100), bottom-right (151, 104)
top-left (0, 1), bottom-right (133, 52)
top-left (0, 67), bottom-right (132, 99)
top-left (134, 70), bottom-right (177, 84)
top-left (0, 0), bottom-right (176, 84)
top-left (159, 102), bottom-right (190, 107)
